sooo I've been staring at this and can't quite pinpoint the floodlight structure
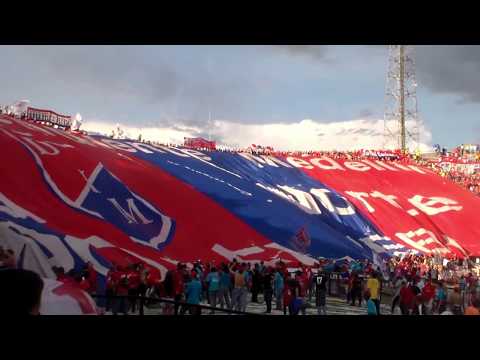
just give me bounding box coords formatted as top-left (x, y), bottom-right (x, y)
top-left (383, 45), bottom-right (420, 152)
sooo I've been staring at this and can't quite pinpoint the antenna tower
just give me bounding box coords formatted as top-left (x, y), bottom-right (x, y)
top-left (383, 45), bottom-right (421, 152)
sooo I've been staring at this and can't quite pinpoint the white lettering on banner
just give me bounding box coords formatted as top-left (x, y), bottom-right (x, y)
top-left (344, 162), bottom-right (371, 172)
top-left (21, 137), bottom-right (74, 156)
top-left (239, 153), bottom-right (266, 168)
top-left (107, 198), bottom-right (154, 224)
top-left (239, 153), bottom-right (292, 169)
top-left (407, 165), bottom-right (426, 174)
top-left (393, 163), bottom-right (412, 171)
top-left (344, 191), bottom-right (375, 213)
top-left (310, 188), bottom-right (335, 212)
top-left (260, 155), bottom-right (292, 168)
top-left (444, 236), bottom-right (469, 257)
top-left (0, 129), bottom-right (103, 218)
top-left (178, 148), bottom-right (212, 162)
top-left (310, 188), bottom-right (356, 216)
top-left (277, 186), bottom-right (322, 214)
top-left (395, 228), bottom-right (450, 254)
top-left (374, 161), bottom-right (397, 171)
top-left (101, 139), bottom-right (137, 152)
top-left (286, 157), bottom-right (314, 169)
top-left (370, 191), bottom-right (402, 208)
top-left (408, 195), bottom-right (463, 216)
top-left (257, 184), bottom-right (357, 217)
top-left (361, 159), bottom-right (385, 171)
top-left (256, 183), bottom-right (295, 202)
top-left (126, 142), bottom-right (156, 154)
top-left (310, 157), bottom-right (345, 171)
top-left (156, 146), bottom-right (190, 157)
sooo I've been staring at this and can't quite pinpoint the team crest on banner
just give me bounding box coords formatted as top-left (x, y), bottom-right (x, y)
top-left (77, 163), bottom-right (175, 250)
top-left (290, 227), bottom-right (311, 254)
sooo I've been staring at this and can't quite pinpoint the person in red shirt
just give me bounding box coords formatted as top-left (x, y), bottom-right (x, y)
top-left (399, 281), bottom-right (414, 315)
top-left (295, 271), bottom-right (308, 315)
top-left (283, 274), bottom-right (294, 315)
top-left (127, 264), bottom-right (141, 313)
top-left (113, 266), bottom-right (129, 315)
top-left (421, 278), bottom-right (436, 315)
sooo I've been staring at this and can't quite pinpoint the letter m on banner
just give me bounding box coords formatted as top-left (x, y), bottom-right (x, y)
top-left (107, 198), bottom-right (154, 225)
top-left (77, 164), bottom-right (175, 250)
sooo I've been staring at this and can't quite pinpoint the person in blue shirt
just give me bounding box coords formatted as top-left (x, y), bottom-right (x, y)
top-left (366, 293), bottom-right (378, 315)
top-left (435, 281), bottom-right (447, 314)
top-left (181, 273), bottom-right (202, 315)
top-left (218, 265), bottom-right (232, 310)
top-left (274, 269), bottom-right (284, 310)
top-left (205, 267), bottom-right (220, 314)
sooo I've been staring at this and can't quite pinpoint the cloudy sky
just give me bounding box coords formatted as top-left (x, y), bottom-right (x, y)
top-left (0, 45), bottom-right (478, 150)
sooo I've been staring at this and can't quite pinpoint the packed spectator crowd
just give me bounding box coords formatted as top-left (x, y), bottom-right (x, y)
top-left (51, 253), bottom-right (479, 316)
top-left (2, 241), bottom-right (480, 315)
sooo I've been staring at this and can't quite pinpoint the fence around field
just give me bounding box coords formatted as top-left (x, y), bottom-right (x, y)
top-left (91, 294), bottom-right (262, 316)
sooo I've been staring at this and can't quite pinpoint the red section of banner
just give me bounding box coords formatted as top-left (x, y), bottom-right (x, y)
top-left (0, 116), bottom-right (302, 277)
top-left (285, 155), bottom-right (480, 257)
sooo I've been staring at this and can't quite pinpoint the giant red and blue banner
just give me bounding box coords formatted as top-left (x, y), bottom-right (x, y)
top-left (1, 114), bottom-right (480, 285)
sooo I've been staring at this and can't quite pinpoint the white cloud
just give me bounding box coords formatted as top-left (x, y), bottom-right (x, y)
top-left (81, 118), bottom-right (433, 152)
top-left (81, 120), bottom-right (202, 145)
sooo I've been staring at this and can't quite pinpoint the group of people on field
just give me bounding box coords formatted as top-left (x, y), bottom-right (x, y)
top-left (43, 250), bottom-right (480, 316)
top-left (145, 259), bottom-right (327, 316)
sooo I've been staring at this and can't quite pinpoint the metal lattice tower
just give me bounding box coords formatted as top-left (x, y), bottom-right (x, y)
top-left (383, 45), bottom-right (420, 152)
